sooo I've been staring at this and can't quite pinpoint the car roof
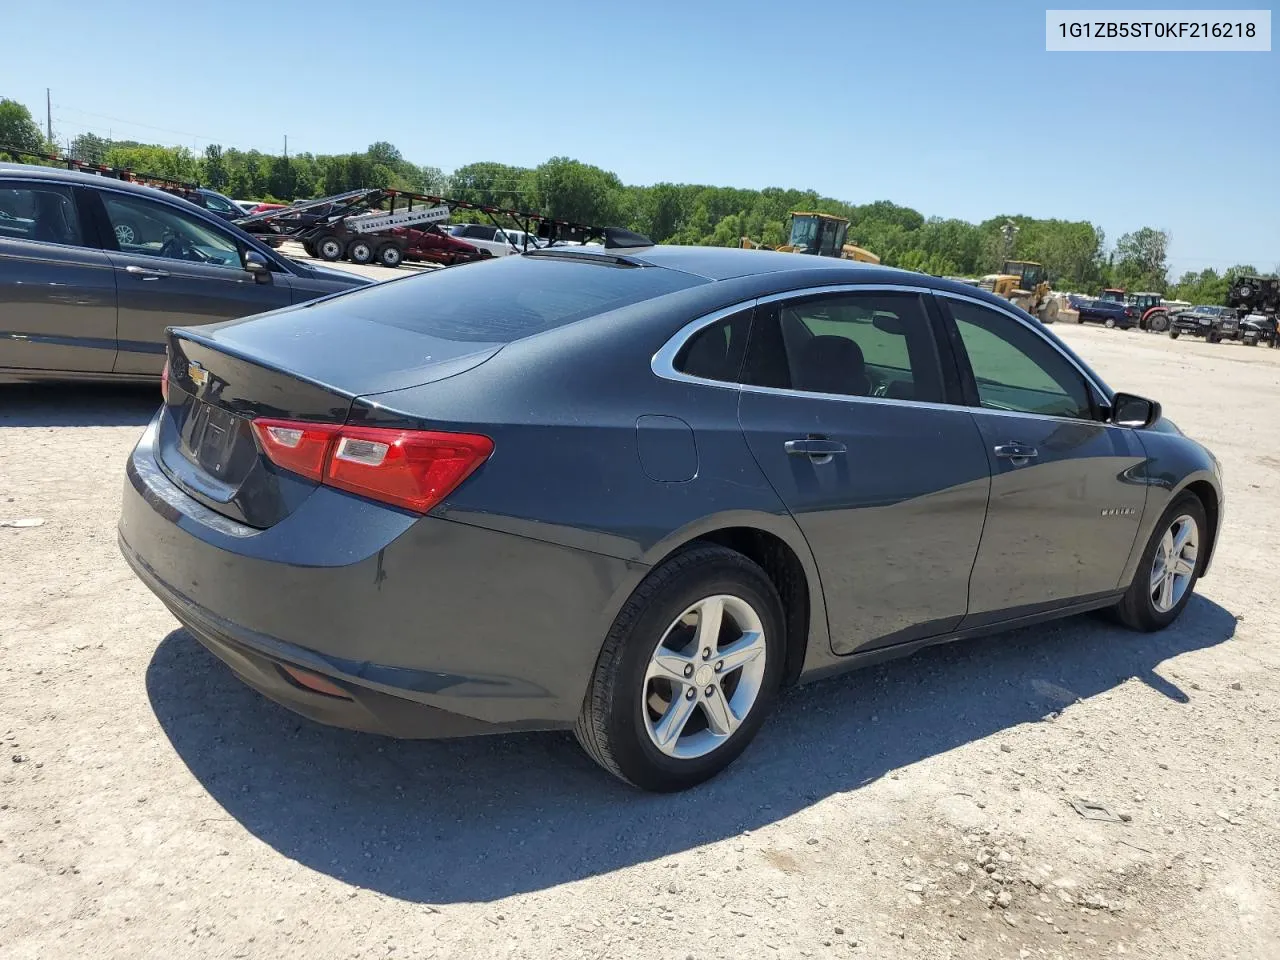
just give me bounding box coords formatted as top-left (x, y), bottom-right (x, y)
top-left (531, 242), bottom-right (985, 290)
top-left (0, 161), bottom-right (210, 209)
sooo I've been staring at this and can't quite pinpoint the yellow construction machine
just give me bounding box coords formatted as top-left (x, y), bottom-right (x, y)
top-left (740, 212), bottom-right (880, 264)
top-left (978, 259), bottom-right (1059, 323)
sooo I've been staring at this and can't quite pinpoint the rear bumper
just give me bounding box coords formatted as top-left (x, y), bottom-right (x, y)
top-left (119, 415), bottom-right (640, 736)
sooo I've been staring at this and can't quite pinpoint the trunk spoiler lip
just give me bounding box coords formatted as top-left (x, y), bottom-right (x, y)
top-left (165, 325), bottom-right (509, 417)
top-left (167, 325), bottom-right (361, 404)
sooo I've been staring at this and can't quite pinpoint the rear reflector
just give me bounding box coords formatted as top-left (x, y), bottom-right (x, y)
top-left (250, 417), bottom-right (493, 513)
top-left (280, 664), bottom-right (352, 699)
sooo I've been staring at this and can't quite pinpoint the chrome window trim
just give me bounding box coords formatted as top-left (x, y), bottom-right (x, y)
top-left (650, 282), bottom-right (1117, 422)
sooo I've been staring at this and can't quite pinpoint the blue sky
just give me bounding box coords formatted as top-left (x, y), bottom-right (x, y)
top-left (4, 1), bottom-right (1276, 274)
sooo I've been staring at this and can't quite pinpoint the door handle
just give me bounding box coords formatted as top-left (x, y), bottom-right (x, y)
top-left (994, 442), bottom-right (1039, 463)
top-left (784, 437), bottom-right (847, 462)
top-left (126, 265), bottom-right (170, 280)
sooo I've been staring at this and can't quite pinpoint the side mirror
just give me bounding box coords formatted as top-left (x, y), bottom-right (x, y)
top-left (1109, 392), bottom-right (1161, 428)
top-left (243, 249), bottom-right (272, 284)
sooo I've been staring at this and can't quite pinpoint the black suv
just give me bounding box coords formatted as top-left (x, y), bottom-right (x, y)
top-left (0, 164), bottom-right (372, 382)
top-left (1169, 305), bottom-right (1241, 343)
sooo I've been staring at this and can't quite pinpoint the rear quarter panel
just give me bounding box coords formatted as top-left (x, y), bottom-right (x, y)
top-left (353, 280), bottom-right (834, 678)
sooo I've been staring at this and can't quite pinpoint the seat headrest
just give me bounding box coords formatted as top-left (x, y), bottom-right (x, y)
top-left (796, 335), bottom-right (868, 395)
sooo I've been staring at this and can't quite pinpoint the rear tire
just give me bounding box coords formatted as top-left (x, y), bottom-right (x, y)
top-left (316, 235), bottom-right (344, 261)
top-left (1169, 330), bottom-right (1180, 339)
top-left (1113, 492), bottom-right (1207, 632)
top-left (376, 243), bottom-right (403, 268)
top-left (1146, 311), bottom-right (1169, 333)
top-left (302, 240), bottom-right (318, 258)
top-left (1104, 317), bottom-right (1117, 328)
top-left (574, 545), bottom-right (785, 792)
top-left (348, 238), bottom-right (375, 264)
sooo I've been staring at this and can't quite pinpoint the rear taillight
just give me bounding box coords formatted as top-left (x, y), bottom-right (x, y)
top-left (160, 360), bottom-right (171, 402)
top-left (249, 418), bottom-right (493, 513)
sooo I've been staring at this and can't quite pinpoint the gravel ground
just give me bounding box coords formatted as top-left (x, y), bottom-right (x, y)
top-left (1, 321), bottom-right (1277, 960)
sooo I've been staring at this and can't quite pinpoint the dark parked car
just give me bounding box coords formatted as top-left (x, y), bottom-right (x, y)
top-left (1075, 295), bottom-right (1139, 329)
top-left (189, 188), bottom-right (249, 223)
top-left (1168, 305), bottom-right (1240, 343)
top-left (1240, 313), bottom-right (1277, 347)
top-left (0, 164), bottom-right (372, 382)
top-left (118, 247), bottom-right (1224, 791)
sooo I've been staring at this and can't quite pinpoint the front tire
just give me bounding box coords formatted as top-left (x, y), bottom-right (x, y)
top-left (1113, 493), bottom-right (1207, 632)
top-left (1169, 330), bottom-right (1180, 339)
top-left (574, 545), bottom-right (785, 792)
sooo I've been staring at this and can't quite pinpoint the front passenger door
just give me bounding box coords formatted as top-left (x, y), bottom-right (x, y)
top-left (94, 190), bottom-right (293, 375)
top-left (939, 295), bottom-right (1148, 625)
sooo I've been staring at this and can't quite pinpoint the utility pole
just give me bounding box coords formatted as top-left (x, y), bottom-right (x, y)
top-left (45, 88), bottom-right (52, 144)
top-left (283, 134), bottom-right (288, 160)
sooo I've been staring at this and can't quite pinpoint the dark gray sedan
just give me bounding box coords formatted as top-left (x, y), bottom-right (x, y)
top-left (0, 163), bottom-right (370, 382)
top-left (118, 246), bottom-right (1225, 791)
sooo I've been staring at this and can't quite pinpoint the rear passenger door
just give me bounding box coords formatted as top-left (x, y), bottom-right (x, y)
top-left (937, 294), bottom-right (1148, 623)
top-left (734, 288), bottom-right (991, 655)
top-left (0, 180), bottom-right (118, 373)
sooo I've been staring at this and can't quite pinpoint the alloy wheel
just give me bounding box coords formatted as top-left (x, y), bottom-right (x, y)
top-left (641, 594), bottom-right (767, 760)
top-left (1150, 514), bottom-right (1198, 613)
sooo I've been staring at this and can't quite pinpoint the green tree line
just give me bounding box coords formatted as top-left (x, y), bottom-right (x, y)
top-left (2, 97), bottom-right (1272, 304)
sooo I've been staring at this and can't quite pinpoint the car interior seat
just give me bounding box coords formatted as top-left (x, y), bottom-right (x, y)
top-left (796, 335), bottom-right (871, 396)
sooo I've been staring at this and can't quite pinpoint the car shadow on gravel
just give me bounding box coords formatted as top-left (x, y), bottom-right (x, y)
top-left (1, 383), bottom-right (159, 427)
top-left (146, 595), bottom-right (1235, 905)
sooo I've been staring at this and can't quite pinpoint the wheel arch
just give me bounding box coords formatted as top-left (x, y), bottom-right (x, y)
top-left (1178, 477), bottom-right (1221, 577)
top-left (620, 512), bottom-right (829, 688)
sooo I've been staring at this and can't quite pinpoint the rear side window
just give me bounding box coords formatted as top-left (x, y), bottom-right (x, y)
top-left (742, 291), bottom-right (945, 402)
top-left (675, 310), bottom-right (752, 382)
top-left (332, 256), bottom-right (708, 342)
top-left (0, 182), bottom-right (84, 247)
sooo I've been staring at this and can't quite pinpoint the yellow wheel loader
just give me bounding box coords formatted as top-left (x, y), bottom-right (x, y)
top-left (740, 212), bottom-right (880, 264)
top-left (977, 260), bottom-right (1059, 323)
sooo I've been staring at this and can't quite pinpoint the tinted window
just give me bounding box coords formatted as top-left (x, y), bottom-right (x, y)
top-left (201, 192), bottom-right (239, 215)
top-left (947, 298), bottom-right (1092, 419)
top-left (330, 256), bottom-right (708, 342)
top-left (0, 182), bottom-right (84, 246)
top-left (742, 292), bottom-right (944, 402)
top-left (675, 310), bottom-right (752, 382)
top-left (101, 192), bottom-right (242, 269)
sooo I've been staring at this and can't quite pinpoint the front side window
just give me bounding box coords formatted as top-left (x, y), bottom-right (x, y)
top-left (946, 298), bottom-right (1093, 419)
top-left (101, 192), bottom-right (242, 268)
top-left (0, 182), bottom-right (84, 247)
top-left (742, 291), bottom-right (945, 402)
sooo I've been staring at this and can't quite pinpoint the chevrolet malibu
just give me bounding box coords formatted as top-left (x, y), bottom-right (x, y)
top-left (119, 245), bottom-right (1224, 791)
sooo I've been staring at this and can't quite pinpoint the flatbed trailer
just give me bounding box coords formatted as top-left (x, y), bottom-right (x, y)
top-left (238, 186), bottom-right (629, 267)
top-left (1, 144), bottom-right (651, 266)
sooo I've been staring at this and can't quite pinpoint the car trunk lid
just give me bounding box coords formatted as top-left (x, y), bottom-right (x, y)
top-left (157, 310), bottom-right (502, 528)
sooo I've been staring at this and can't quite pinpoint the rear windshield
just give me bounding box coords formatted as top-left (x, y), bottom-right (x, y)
top-left (328, 256), bottom-right (707, 342)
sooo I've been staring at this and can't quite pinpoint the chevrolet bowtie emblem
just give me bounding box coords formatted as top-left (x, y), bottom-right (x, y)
top-left (187, 361), bottom-right (209, 388)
